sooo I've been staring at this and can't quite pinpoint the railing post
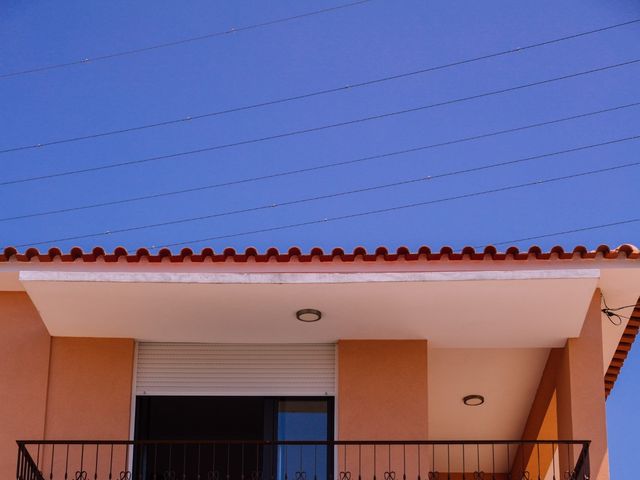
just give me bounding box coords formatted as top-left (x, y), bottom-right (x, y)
top-left (578, 442), bottom-right (590, 480)
top-left (16, 442), bottom-right (46, 480)
top-left (16, 442), bottom-right (22, 480)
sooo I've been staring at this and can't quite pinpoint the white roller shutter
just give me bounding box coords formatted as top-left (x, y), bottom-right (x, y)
top-left (136, 343), bottom-right (336, 396)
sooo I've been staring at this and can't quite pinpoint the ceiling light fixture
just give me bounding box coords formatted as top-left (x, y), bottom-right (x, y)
top-left (463, 395), bottom-right (485, 406)
top-left (296, 309), bottom-right (322, 322)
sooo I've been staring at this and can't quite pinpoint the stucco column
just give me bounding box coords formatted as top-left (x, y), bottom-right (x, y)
top-left (337, 340), bottom-right (429, 479)
top-left (42, 337), bottom-right (136, 477)
top-left (516, 348), bottom-right (560, 479)
top-left (556, 291), bottom-right (610, 480)
top-left (44, 337), bottom-right (135, 439)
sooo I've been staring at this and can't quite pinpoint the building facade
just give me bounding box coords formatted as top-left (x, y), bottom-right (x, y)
top-left (2, 245), bottom-right (639, 480)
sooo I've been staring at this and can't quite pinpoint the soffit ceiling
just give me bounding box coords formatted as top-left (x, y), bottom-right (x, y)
top-left (18, 269), bottom-right (599, 348)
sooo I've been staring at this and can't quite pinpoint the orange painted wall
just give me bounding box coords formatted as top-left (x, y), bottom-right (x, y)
top-left (516, 348), bottom-right (560, 478)
top-left (337, 340), bottom-right (428, 440)
top-left (0, 290), bottom-right (135, 475)
top-left (0, 292), bottom-right (51, 475)
top-left (556, 291), bottom-right (610, 480)
top-left (518, 290), bottom-right (609, 480)
top-left (520, 349), bottom-right (561, 442)
top-left (39, 337), bottom-right (135, 477)
top-left (337, 340), bottom-right (428, 479)
top-left (44, 337), bottom-right (135, 439)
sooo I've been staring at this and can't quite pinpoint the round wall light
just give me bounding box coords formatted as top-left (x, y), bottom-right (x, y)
top-left (296, 309), bottom-right (322, 322)
top-left (463, 395), bottom-right (485, 406)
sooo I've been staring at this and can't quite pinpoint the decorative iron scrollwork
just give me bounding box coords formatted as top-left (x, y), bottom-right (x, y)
top-left (12, 439), bottom-right (591, 480)
top-left (251, 470), bottom-right (262, 480)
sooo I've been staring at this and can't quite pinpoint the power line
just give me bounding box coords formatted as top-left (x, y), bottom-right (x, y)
top-left (2, 127), bottom-right (639, 223)
top-left (0, 0), bottom-right (373, 80)
top-left (15, 159), bottom-right (640, 248)
top-left (3, 59), bottom-right (640, 187)
top-left (155, 162), bottom-right (640, 247)
top-left (3, 17), bottom-right (640, 154)
top-left (156, 161), bottom-right (640, 248)
top-left (485, 219), bottom-right (640, 247)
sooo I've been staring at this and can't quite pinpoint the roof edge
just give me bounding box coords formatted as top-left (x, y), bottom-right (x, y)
top-left (1, 244), bottom-right (639, 263)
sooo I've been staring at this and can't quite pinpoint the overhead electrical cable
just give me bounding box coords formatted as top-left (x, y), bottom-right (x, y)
top-left (2, 17), bottom-right (640, 153)
top-left (0, 0), bottom-right (373, 80)
top-left (482, 219), bottom-right (640, 247)
top-left (154, 161), bottom-right (640, 248)
top-left (2, 129), bottom-right (639, 223)
top-left (480, 219), bottom-right (640, 248)
top-left (155, 162), bottom-right (640, 247)
top-left (15, 160), bottom-right (640, 248)
top-left (3, 59), bottom-right (639, 187)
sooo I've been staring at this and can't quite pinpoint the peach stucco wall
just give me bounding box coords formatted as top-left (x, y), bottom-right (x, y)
top-left (44, 337), bottom-right (135, 439)
top-left (337, 340), bottom-right (429, 479)
top-left (0, 292), bottom-right (135, 473)
top-left (557, 291), bottom-right (610, 480)
top-left (337, 340), bottom-right (428, 439)
top-left (0, 292), bottom-right (51, 475)
top-left (518, 349), bottom-right (560, 477)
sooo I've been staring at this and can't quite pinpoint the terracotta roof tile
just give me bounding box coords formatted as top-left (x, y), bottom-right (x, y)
top-left (1, 244), bottom-right (639, 263)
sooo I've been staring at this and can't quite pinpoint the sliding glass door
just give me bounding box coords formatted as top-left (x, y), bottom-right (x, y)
top-left (134, 396), bottom-right (333, 479)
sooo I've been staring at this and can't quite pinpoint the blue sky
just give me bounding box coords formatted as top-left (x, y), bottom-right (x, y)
top-left (1, 0), bottom-right (639, 476)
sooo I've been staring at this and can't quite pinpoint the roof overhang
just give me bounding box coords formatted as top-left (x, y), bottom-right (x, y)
top-left (2, 247), bottom-right (639, 439)
top-left (2, 245), bottom-right (639, 400)
top-left (18, 269), bottom-right (600, 348)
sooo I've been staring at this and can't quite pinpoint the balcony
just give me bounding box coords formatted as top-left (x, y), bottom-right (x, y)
top-left (16, 440), bottom-right (590, 480)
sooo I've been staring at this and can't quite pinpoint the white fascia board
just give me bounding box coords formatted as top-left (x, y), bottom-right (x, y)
top-left (19, 269), bottom-right (600, 285)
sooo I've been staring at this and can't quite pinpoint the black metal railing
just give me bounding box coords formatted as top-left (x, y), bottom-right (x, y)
top-left (16, 443), bottom-right (44, 480)
top-left (16, 440), bottom-right (590, 480)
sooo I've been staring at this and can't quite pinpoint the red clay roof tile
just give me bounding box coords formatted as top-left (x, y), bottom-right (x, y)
top-left (1, 244), bottom-right (639, 263)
